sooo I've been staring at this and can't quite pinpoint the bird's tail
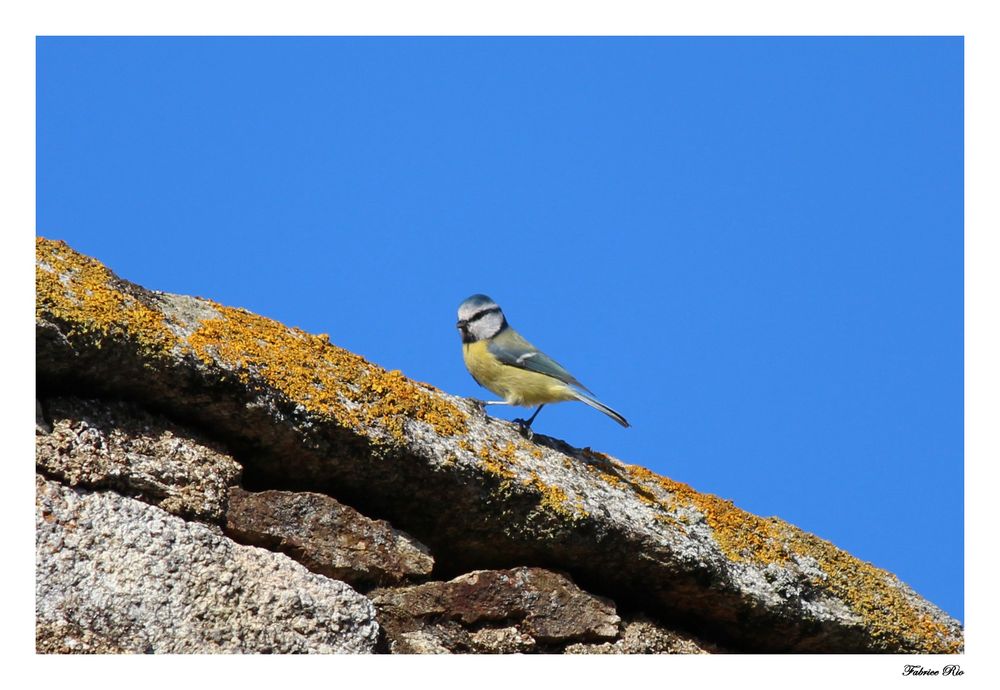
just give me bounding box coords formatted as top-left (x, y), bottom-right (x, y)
top-left (572, 390), bottom-right (630, 428)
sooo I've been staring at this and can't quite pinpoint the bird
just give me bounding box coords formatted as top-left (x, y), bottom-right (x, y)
top-left (455, 293), bottom-right (629, 433)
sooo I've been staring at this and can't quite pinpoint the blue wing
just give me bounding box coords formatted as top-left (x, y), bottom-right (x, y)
top-left (487, 328), bottom-right (592, 393)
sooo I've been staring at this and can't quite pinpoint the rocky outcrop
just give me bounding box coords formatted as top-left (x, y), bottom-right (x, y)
top-left (36, 475), bottom-right (380, 653)
top-left (565, 617), bottom-right (717, 654)
top-left (225, 487), bottom-right (434, 588)
top-left (37, 396), bottom-right (241, 522)
top-left (371, 567), bottom-right (621, 653)
top-left (35, 237), bottom-right (963, 653)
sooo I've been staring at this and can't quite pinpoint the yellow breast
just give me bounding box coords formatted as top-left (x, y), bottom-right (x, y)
top-left (462, 340), bottom-right (577, 406)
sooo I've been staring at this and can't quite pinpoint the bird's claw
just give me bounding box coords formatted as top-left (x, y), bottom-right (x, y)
top-left (513, 418), bottom-right (534, 440)
top-left (469, 398), bottom-right (488, 416)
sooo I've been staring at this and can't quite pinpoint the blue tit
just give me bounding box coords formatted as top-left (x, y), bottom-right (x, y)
top-left (456, 294), bottom-right (629, 431)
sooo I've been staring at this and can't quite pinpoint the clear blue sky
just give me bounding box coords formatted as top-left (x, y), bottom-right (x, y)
top-left (37, 37), bottom-right (963, 622)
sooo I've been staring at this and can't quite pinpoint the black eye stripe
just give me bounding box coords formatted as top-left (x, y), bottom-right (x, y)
top-left (467, 307), bottom-right (500, 323)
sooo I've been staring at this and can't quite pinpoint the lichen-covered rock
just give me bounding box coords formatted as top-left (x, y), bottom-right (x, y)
top-left (34, 237), bottom-right (964, 653)
top-left (371, 567), bottom-right (620, 653)
top-left (36, 396), bottom-right (241, 523)
top-left (36, 475), bottom-right (379, 653)
top-left (225, 487), bottom-right (434, 588)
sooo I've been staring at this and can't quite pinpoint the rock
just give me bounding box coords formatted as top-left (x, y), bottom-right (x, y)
top-left (36, 620), bottom-right (128, 654)
top-left (468, 626), bottom-right (536, 654)
top-left (225, 486), bottom-right (434, 588)
top-left (36, 475), bottom-right (379, 653)
top-left (371, 567), bottom-right (620, 653)
top-left (36, 399), bottom-right (51, 434)
top-left (392, 624), bottom-right (470, 654)
top-left (36, 396), bottom-right (242, 523)
top-left (565, 616), bottom-right (718, 654)
top-left (34, 237), bottom-right (964, 653)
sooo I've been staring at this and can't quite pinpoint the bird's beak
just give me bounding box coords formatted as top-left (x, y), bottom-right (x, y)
top-left (456, 320), bottom-right (467, 330)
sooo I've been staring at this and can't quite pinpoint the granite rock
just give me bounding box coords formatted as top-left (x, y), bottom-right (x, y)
top-left (565, 616), bottom-right (719, 654)
top-left (36, 396), bottom-right (241, 523)
top-left (225, 486), bottom-right (433, 588)
top-left (371, 567), bottom-right (620, 653)
top-left (34, 237), bottom-right (964, 653)
top-left (36, 475), bottom-right (379, 653)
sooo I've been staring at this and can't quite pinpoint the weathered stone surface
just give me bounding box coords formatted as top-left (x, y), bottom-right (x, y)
top-left (225, 486), bottom-right (434, 588)
top-left (36, 396), bottom-right (242, 523)
top-left (565, 616), bottom-right (718, 654)
top-left (36, 620), bottom-right (128, 654)
top-left (35, 237), bottom-right (964, 653)
top-left (36, 475), bottom-right (379, 653)
top-left (469, 626), bottom-right (536, 654)
top-left (36, 399), bottom-right (51, 434)
top-left (371, 567), bottom-right (620, 653)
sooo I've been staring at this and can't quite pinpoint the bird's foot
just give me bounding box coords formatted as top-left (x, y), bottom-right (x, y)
top-left (469, 398), bottom-right (489, 416)
top-left (512, 418), bottom-right (534, 440)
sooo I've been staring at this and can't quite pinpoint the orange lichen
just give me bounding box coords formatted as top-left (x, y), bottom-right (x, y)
top-left (618, 463), bottom-right (789, 563)
top-left (35, 238), bottom-right (177, 357)
top-left (616, 461), bottom-right (961, 653)
top-left (475, 442), bottom-right (517, 480)
top-left (35, 236), bottom-right (959, 652)
top-left (787, 529), bottom-right (962, 653)
top-left (470, 441), bottom-right (585, 518)
top-left (519, 447), bottom-right (961, 651)
top-left (187, 303), bottom-right (468, 441)
top-left (523, 471), bottom-right (583, 519)
top-left (579, 448), bottom-right (658, 507)
top-left (36, 237), bottom-right (468, 442)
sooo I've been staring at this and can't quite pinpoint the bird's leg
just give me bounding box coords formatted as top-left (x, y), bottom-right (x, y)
top-left (513, 405), bottom-right (545, 439)
top-left (523, 404), bottom-right (545, 426)
top-left (469, 399), bottom-right (512, 417)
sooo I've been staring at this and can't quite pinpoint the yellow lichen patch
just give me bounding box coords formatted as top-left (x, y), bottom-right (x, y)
top-left (619, 462), bottom-right (960, 652)
top-left (783, 529), bottom-right (962, 653)
top-left (186, 304), bottom-right (467, 440)
top-left (469, 432), bottom-right (556, 480)
top-left (36, 238), bottom-right (177, 357)
top-left (523, 471), bottom-right (585, 519)
top-left (496, 441), bottom-right (523, 466)
top-left (470, 439), bottom-right (585, 518)
top-left (619, 463), bottom-right (789, 564)
top-left (653, 512), bottom-right (681, 528)
top-left (37, 238), bottom-right (467, 442)
top-left (476, 442), bottom-right (518, 480)
top-left (579, 449), bottom-right (658, 507)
